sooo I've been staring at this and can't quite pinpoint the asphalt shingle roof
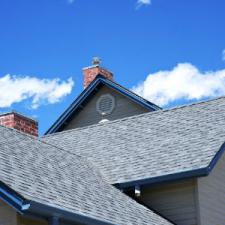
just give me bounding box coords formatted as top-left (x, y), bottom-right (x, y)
top-left (0, 125), bottom-right (172, 225)
top-left (44, 97), bottom-right (225, 185)
top-left (45, 75), bottom-right (161, 134)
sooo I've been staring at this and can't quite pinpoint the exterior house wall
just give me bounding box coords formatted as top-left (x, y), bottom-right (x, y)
top-left (18, 215), bottom-right (84, 225)
top-left (0, 201), bottom-right (49, 225)
top-left (0, 200), bottom-right (84, 225)
top-left (197, 153), bottom-right (225, 225)
top-left (140, 179), bottom-right (198, 225)
top-left (64, 86), bottom-right (150, 130)
top-left (0, 199), bottom-right (17, 225)
top-left (17, 215), bottom-right (48, 225)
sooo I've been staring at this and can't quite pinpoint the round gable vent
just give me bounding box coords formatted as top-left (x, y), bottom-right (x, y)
top-left (96, 94), bottom-right (115, 116)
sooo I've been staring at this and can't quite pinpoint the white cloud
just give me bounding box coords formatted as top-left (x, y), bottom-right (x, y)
top-left (138, 0), bottom-right (151, 5)
top-left (132, 63), bottom-right (225, 106)
top-left (0, 75), bottom-right (74, 109)
top-left (136, 0), bottom-right (151, 9)
top-left (222, 49), bottom-right (225, 61)
top-left (68, 0), bottom-right (75, 4)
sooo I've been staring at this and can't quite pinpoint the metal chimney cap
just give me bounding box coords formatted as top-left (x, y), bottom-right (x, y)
top-left (92, 57), bottom-right (102, 66)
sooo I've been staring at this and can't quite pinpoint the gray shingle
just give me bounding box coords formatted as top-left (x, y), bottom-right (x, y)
top-left (0, 125), bottom-right (172, 225)
top-left (44, 97), bottom-right (225, 185)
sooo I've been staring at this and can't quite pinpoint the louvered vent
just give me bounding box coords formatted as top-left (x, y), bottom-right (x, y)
top-left (96, 94), bottom-right (115, 115)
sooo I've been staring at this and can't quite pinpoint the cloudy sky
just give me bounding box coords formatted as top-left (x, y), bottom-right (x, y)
top-left (0, 0), bottom-right (225, 134)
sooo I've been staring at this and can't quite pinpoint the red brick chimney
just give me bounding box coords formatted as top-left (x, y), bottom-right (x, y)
top-left (0, 112), bottom-right (38, 137)
top-left (83, 57), bottom-right (113, 89)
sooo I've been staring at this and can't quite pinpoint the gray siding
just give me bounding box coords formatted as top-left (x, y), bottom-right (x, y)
top-left (64, 86), bottom-right (150, 130)
top-left (141, 179), bottom-right (198, 225)
top-left (0, 199), bottom-right (17, 225)
top-left (197, 153), bottom-right (225, 225)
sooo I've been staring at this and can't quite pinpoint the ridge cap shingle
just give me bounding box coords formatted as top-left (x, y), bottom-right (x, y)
top-left (43, 95), bottom-right (225, 185)
top-left (0, 125), bottom-right (173, 225)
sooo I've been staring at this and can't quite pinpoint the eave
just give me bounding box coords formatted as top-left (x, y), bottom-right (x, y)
top-left (45, 75), bottom-right (161, 135)
top-left (115, 140), bottom-right (225, 189)
top-left (0, 181), bottom-right (115, 225)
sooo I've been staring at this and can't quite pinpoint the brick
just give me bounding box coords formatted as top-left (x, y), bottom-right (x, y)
top-left (83, 66), bottom-right (113, 89)
top-left (0, 112), bottom-right (38, 137)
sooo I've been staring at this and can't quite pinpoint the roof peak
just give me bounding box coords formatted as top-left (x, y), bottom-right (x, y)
top-left (44, 95), bottom-right (225, 138)
top-left (45, 76), bottom-right (160, 135)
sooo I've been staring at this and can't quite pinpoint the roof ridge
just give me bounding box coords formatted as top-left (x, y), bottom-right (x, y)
top-left (0, 124), bottom-right (85, 160)
top-left (43, 95), bottom-right (225, 138)
top-left (45, 76), bottom-right (161, 134)
top-left (0, 124), bottom-right (39, 139)
top-left (42, 138), bottom-right (112, 183)
top-left (0, 123), bottom-right (111, 184)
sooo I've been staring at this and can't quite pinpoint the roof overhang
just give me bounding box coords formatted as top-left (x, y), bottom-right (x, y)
top-left (115, 140), bottom-right (225, 189)
top-left (0, 181), bottom-right (115, 225)
top-left (45, 75), bottom-right (161, 135)
top-left (27, 201), bottom-right (115, 225)
top-left (0, 181), bottom-right (30, 214)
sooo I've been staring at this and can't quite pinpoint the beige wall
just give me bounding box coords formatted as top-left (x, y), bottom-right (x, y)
top-left (0, 201), bottom-right (48, 225)
top-left (63, 86), bottom-right (150, 130)
top-left (140, 179), bottom-right (198, 225)
top-left (140, 154), bottom-right (225, 225)
top-left (0, 199), bottom-right (17, 225)
top-left (18, 216), bottom-right (83, 225)
top-left (17, 215), bottom-right (48, 225)
top-left (0, 199), bottom-right (82, 225)
top-left (197, 153), bottom-right (225, 225)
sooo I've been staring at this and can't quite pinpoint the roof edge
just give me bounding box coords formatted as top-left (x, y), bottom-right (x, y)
top-left (115, 140), bottom-right (225, 189)
top-left (45, 75), bottom-right (160, 135)
top-left (114, 168), bottom-right (209, 189)
top-left (0, 181), bottom-right (114, 225)
top-left (0, 171), bottom-right (173, 225)
top-left (0, 181), bottom-right (30, 213)
top-left (28, 200), bottom-right (116, 225)
top-left (207, 140), bottom-right (225, 173)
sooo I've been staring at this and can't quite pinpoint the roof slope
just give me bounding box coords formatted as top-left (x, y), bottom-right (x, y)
top-left (0, 125), bottom-right (172, 225)
top-left (44, 97), bottom-right (225, 186)
top-left (45, 75), bottom-right (161, 134)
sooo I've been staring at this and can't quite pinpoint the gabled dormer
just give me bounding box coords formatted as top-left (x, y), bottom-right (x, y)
top-left (45, 58), bottom-right (161, 134)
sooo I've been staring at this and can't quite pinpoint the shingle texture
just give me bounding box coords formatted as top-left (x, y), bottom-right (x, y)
top-left (45, 76), bottom-right (160, 134)
top-left (0, 125), bottom-right (172, 225)
top-left (44, 97), bottom-right (225, 185)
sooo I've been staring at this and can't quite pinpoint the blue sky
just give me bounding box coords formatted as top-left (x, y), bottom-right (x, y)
top-left (0, 0), bottom-right (225, 134)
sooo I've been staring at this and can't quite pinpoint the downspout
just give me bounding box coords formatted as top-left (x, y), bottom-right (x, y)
top-left (49, 216), bottom-right (60, 225)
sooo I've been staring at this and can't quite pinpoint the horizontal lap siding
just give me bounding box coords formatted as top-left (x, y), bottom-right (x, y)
top-left (17, 216), bottom-right (48, 225)
top-left (141, 179), bottom-right (198, 225)
top-left (197, 154), bottom-right (225, 225)
top-left (0, 200), bottom-right (17, 225)
top-left (64, 86), bottom-right (149, 130)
